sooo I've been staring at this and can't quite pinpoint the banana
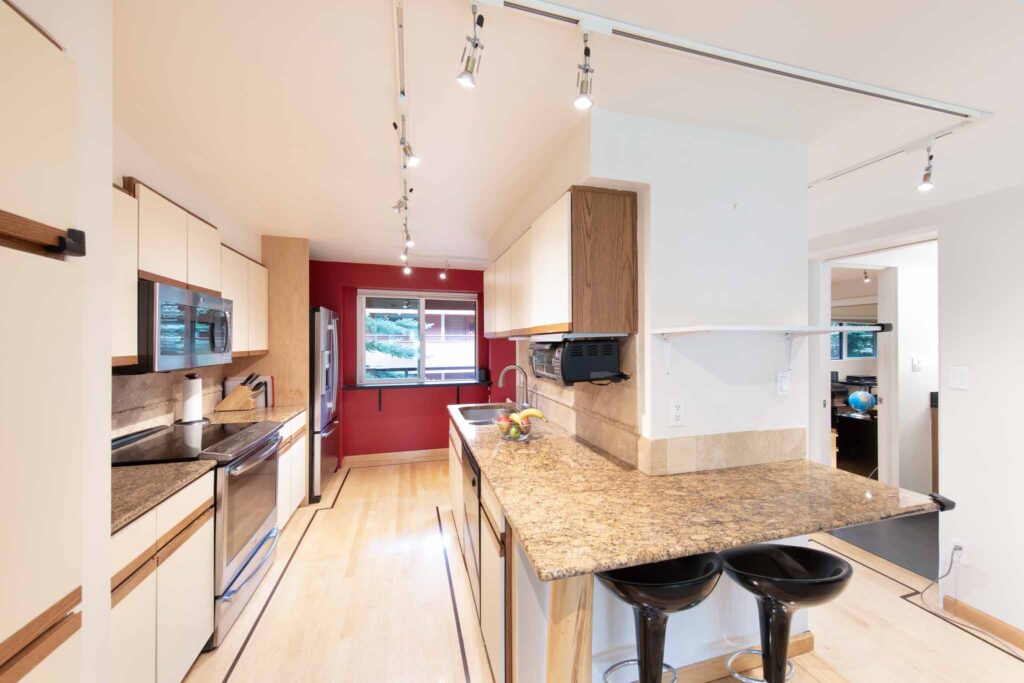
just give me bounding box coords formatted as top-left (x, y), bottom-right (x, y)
top-left (518, 408), bottom-right (545, 421)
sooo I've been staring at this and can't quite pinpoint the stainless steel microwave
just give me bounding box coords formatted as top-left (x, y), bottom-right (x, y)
top-left (115, 280), bottom-right (232, 374)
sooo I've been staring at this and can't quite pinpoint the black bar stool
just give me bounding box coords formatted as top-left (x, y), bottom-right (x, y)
top-left (721, 544), bottom-right (853, 683)
top-left (596, 553), bottom-right (723, 683)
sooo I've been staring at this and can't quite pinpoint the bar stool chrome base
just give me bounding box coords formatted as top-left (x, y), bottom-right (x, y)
top-left (603, 658), bottom-right (677, 683)
top-left (725, 649), bottom-right (795, 683)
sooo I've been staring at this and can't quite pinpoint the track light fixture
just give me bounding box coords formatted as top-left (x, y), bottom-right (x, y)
top-left (456, 4), bottom-right (485, 89)
top-left (574, 33), bottom-right (594, 110)
top-left (403, 264), bottom-right (412, 275)
top-left (863, 270), bottom-right (871, 284)
top-left (392, 119), bottom-right (420, 168)
top-left (917, 145), bottom-right (934, 192)
top-left (439, 260), bottom-right (449, 280)
top-left (404, 227), bottom-right (415, 249)
top-left (400, 246), bottom-right (409, 262)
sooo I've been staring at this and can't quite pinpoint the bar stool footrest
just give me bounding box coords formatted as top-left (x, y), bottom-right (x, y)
top-left (725, 649), bottom-right (795, 683)
top-left (603, 658), bottom-right (677, 683)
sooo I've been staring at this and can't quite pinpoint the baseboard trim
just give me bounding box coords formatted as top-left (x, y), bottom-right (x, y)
top-left (343, 449), bottom-right (447, 468)
top-left (943, 596), bottom-right (1024, 651)
top-left (670, 631), bottom-right (814, 683)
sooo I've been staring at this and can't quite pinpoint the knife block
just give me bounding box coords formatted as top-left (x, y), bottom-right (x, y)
top-left (215, 385), bottom-right (255, 412)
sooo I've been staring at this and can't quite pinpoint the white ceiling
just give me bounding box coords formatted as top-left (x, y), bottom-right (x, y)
top-left (114, 1), bottom-right (1023, 263)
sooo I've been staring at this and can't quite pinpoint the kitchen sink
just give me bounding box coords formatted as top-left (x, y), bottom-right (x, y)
top-left (459, 404), bottom-right (515, 425)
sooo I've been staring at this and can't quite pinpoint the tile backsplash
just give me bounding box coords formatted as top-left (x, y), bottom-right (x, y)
top-left (111, 366), bottom-right (225, 438)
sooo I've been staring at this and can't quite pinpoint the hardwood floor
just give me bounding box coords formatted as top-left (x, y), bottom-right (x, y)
top-left (187, 461), bottom-right (1023, 682)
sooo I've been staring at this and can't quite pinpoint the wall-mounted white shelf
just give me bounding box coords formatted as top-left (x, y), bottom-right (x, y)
top-left (655, 323), bottom-right (891, 373)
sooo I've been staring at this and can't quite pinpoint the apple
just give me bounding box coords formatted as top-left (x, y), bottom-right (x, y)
top-left (496, 414), bottom-right (511, 435)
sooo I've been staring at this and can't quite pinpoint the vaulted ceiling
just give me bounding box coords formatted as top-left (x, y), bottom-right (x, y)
top-left (114, 1), bottom-right (1024, 263)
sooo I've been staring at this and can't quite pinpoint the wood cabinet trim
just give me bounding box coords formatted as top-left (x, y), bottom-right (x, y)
top-left (0, 612), bottom-right (80, 682)
top-left (221, 243), bottom-right (264, 267)
top-left (568, 184), bottom-right (636, 197)
top-left (156, 497), bottom-right (214, 552)
top-left (481, 506), bottom-right (504, 557)
top-left (187, 284), bottom-right (221, 297)
top-left (138, 269), bottom-right (188, 291)
top-left (111, 541), bottom-right (159, 592)
top-left (0, 587), bottom-right (81, 670)
top-left (112, 183), bottom-right (132, 197)
top-left (112, 355), bottom-right (139, 367)
top-left (2, 0), bottom-right (63, 51)
top-left (280, 429), bottom-right (307, 453)
top-left (246, 349), bottom-right (269, 357)
top-left (0, 208), bottom-right (70, 260)
top-left (505, 323), bottom-right (572, 337)
top-left (156, 507), bottom-right (214, 566)
top-left (111, 557), bottom-right (157, 609)
top-left (123, 177), bottom-right (220, 234)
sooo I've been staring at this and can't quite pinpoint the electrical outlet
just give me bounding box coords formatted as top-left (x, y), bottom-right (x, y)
top-left (776, 370), bottom-right (792, 397)
top-left (911, 357), bottom-right (923, 372)
top-left (670, 399), bottom-right (685, 427)
top-left (950, 538), bottom-right (969, 566)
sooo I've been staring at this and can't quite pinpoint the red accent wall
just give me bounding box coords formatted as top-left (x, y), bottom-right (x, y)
top-left (309, 261), bottom-right (516, 457)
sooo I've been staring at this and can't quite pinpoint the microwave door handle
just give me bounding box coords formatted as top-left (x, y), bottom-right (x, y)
top-left (226, 435), bottom-right (281, 476)
top-left (223, 309), bottom-right (232, 354)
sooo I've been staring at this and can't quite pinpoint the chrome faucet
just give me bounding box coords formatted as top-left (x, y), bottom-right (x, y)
top-left (498, 364), bottom-right (530, 408)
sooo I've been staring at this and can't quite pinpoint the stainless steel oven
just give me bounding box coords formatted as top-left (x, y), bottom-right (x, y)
top-left (117, 280), bottom-right (232, 374)
top-left (205, 423), bottom-right (282, 649)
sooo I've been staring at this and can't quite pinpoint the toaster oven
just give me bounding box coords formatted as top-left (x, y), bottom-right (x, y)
top-left (529, 339), bottom-right (628, 386)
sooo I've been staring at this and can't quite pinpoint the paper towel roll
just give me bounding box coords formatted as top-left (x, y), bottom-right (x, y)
top-left (182, 373), bottom-right (204, 423)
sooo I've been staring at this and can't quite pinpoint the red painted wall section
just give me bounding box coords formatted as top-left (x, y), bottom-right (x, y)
top-left (489, 338), bottom-right (517, 403)
top-left (309, 260), bottom-right (505, 457)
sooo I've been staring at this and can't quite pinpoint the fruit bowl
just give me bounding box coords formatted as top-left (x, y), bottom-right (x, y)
top-left (494, 408), bottom-right (544, 442)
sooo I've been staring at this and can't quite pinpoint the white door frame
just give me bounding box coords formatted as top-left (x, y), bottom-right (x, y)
top-left (809, 261), bottom-right (899, 486)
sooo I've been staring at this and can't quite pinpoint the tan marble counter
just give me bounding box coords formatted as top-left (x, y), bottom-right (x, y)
top-left (112, 461), bottom-right (216, 533)
top-left (206, 405), bottom-right (306, 425)
top-left (449, 406), bottom-right (939, 581)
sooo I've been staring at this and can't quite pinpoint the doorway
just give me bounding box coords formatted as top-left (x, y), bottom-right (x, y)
top-left (810, 241), bottom-right (940, 578)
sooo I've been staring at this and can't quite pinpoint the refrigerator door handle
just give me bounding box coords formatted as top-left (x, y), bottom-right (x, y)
top-left (321, 419), bottom-right (339, 438)
top-left (329, 318), bottom-right (340, 416)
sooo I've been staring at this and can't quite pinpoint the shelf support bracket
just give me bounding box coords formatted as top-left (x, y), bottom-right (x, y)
top-left (785, 332), bottom-right (794, 372)
top-left (662, 334), bottom-right (672, 374)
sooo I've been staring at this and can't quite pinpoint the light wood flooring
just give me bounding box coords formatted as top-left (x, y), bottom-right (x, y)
top-left (187, 460), bottom-right (1024, 682)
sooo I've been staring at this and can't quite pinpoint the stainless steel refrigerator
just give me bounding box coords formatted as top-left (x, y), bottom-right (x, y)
top-left (309, 306), bottom-right (340, 503)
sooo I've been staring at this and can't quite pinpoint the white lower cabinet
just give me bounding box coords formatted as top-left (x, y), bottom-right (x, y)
top-left (22, 629), bottom-right (81, 683)
top-left (157, 515), bottom-right (214, 683)
top-left (277, 445), bottom-right (292, 530)
top-left (289, 434), bottom-right (308, 513)
top-left (112, 565), bottom-right (157, 683)
top-left (480, 519), bottom-right (505, 682)
top-left (448, 432), bottom-right (464, 551)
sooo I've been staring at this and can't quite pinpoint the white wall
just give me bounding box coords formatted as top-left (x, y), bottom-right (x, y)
top-left (587, 109), bottom-right (809, 440)
top-left (18, 0), bottom-right (113, 679)
top-left (114, 126), bottom-right (261, 262)
top-left (837, 242), bottom-right (938, 494)
top-left (811, 186), bottom-right (1023, 630)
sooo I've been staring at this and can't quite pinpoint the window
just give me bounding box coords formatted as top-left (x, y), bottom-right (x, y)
top-left (831, 320), bottom-right (877, 360)
top-left (358, 290), bottom-right (478, 384)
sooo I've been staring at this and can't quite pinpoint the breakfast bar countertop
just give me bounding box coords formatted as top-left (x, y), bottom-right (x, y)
top-left (111, 460), bottom-right (216, 534)
top-left (448, 406), bottom-right (939, 582)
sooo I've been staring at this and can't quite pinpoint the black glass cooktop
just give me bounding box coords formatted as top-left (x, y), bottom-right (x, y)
top-left (111, 421), bottom-right (256, 466)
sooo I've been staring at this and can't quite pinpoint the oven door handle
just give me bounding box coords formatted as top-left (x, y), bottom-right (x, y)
top-left (218, 527), bottom-right (280, 601)
top-left (226, 435), bottom-right (282, 476)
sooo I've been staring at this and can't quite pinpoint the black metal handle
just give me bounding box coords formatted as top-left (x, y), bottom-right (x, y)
top-left (44, 228), bottom-right (86, 256)
top-left (930, 492), bottom-right (956, 511)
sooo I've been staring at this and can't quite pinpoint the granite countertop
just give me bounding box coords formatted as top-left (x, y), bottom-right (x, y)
top-left (111, 461), bottom-right (216, 534)
top-left (206, 405), bottom-right (307, 425)
top-left (449, 406), bottom-right (939, 582)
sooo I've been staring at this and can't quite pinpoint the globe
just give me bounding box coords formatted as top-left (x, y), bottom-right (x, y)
top-left (848, 390), bottom-right (877, 414)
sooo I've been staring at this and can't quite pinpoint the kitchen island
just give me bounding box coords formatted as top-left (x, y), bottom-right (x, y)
top-left (448, 405), bottom-right (939, 682)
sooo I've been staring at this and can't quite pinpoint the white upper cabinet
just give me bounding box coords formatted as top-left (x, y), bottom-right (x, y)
top-left (528, 192), bottom-right (572, 330)
top-left (248, 260), bottom-right (269, 352)
top-left (508, 229), bottom-right (533, 334)
top-left (113, 188), bottom-right (139, 363)
top-left (493, 250), bottom-right (512, 336)
top-left (483, 264), bottom-right (495, 337)
top-left (186, 214), bottom-right (221, 293)
top-left (136, 183), bottom-right (188, 285)
top-left (221, 246), bottom-right (250, 353)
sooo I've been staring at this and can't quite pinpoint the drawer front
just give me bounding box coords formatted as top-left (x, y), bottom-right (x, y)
top-left (283, 411), bottom-right (307, 439)
top-left (111, 508), bottom-right (157, 586)
top-left (155, 471), bottom-right (214, 542)
top-left (449, 421), bottom-right (461, 452)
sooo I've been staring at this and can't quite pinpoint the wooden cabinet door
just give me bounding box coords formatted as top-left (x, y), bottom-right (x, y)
top-left (0, 1), bottom-right (77, 232)
top-left (529, 192), bottom-right (572, 332)
top-left (186, 215), bottom-right (221, 294)
top-left (248, 261), bottom-right (269, 352)
top-left (508, 230), bottom-right (533, 334)
top-left (483, 264), bottom-right (495, 337)
top-left (290, 433), bottom-right (308, 513)
top-left (448, 437), bottom-right (464, 552)
top-left (493, 251), bottom-right (512, 336)
top-left (480, 519), bottom-right (505, 682)
top-left (156, 515), bottom-right (214, 683)
top-left (113, 188), bottom-right (139, 363)
top-left (137, 184), bottom-right (188, 285)
top-left (221, 246), bottom-right (249, 353)
top-left (277, 446), bottom-right (292, 529)
top-left (111, 565), bottom-right (157, 683)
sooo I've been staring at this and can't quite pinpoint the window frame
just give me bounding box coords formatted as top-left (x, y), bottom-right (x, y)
top-left (356, 288), bottom-right (479, 385)
top-left (831, 319), bottom-right (878, 361)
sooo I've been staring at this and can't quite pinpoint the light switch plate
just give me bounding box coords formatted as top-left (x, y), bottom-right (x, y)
top-left (776, 370), bottom-right (792, 397)
top-left (950, 366), bottom-right (969, 391)
top-left (911, 357), bottom-right (923, 372)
